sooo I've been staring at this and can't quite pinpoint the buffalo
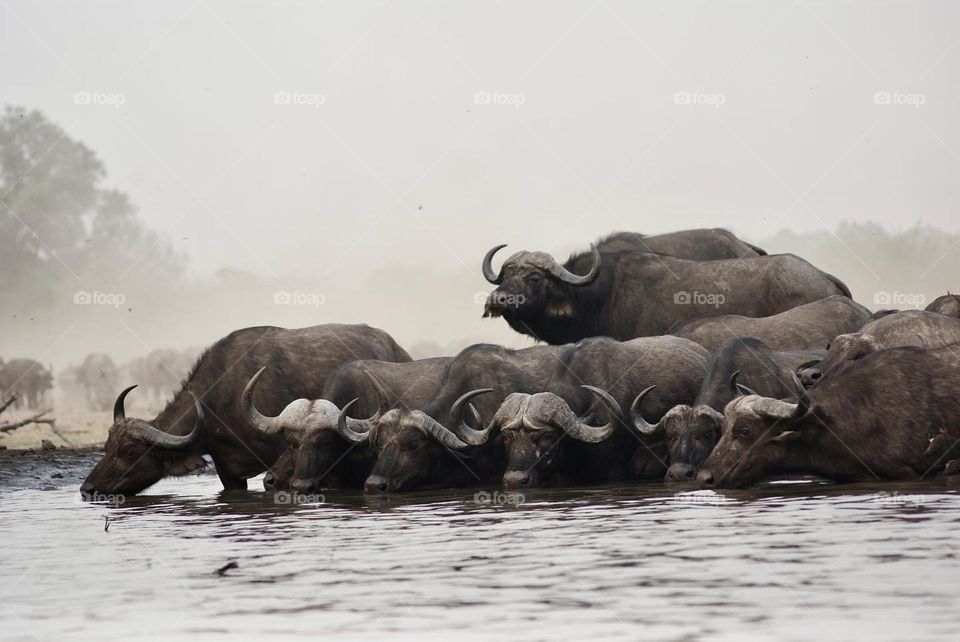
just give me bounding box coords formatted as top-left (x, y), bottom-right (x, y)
top-left (590, 229), bottom-right (765, 258)
top-left (482, 240), bottom-right (851, 344)
top-left (798, 310), bottom-right (960, 387)
top-left (80, 324), bottom-right (410, 497)
top-left (698, 344), bottom-right (960, 488)
top-left (925, 293), bottom-right (960, 319)
top-left (635, 336), bottom-right (824, 482)
top-left (359, 343), bottom-right (567, 494)
top-left (670, 295), bottom-right (870, 353)
top-left (75, 353), bottom-right (119, 411)
top-left (1, 358), bottom-right (54, 409)
top-left (242, 357), bottom-right (452, 492)
top-left (490, 336), bottom-right (709, 488)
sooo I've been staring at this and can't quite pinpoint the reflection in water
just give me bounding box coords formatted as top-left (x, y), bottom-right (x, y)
top-left (2, 453), bottom-right (960, 640)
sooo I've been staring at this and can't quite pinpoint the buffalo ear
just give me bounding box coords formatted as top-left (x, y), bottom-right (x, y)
top-left (163, 451), bottom-right (206, 476)
top-left (545, 298), bottom-right (575, 318)
top-left (771, 430), bottom-right (801, 444)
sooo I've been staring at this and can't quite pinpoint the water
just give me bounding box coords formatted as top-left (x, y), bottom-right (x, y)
top-left (2, 451), bottom-right (960, 641)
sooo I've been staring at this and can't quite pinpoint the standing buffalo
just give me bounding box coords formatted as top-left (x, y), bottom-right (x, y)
top-left (242, 357), bottom-right (452, 492)
top-left (925, 293), bottom-right (960, 318)
top-left (489, 336), bottom-right (709, 488)
top-left (80, 324), bottom-right (410, 496)
top-left (590, 229), bottom-right (765, 258)
top-left (698, 344), bottom-right (960, 488)
top-left (670, 296), bottom-right (870, 353)
top-left (798, 310), bottom-right (960, 386)
top-left (0, 359), bottom-right (54, 409)
top-left (635, 337), bottom-right (823, 482)
top-left (482, 240), bottom-right (851, 344)
top-left (360, 343), bottom-right (567, 494)
top-left (76, 353), bottom-right (119, 411)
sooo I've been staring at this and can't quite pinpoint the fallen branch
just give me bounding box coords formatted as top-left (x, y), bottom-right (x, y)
top-left (0, 409), bottom-right (56, 433)
top-left (0, 394), bottom-right (18, 415)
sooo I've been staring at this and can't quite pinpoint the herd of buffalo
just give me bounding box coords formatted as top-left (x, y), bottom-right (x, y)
top-left (78, 228), bottom-right (960, 497)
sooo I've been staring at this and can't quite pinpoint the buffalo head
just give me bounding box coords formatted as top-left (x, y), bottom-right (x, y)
top-left (241, 367), bottom-right (380, 492)
top-left (492, 386), bottom-right (621, 489)
top-left (362, 390), bottom-right (490, 494)
top-left (697, 386), bottom-right (810, 489)
top-left (481, 244), bottom-right (601, 323)
top-left (798, 333), bottom-right (883, 387)
top-left (80, 385), bottom-right (204, 497)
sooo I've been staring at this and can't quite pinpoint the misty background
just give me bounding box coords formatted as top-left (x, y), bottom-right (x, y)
top-left (1, 0), bottom-right (959, 409)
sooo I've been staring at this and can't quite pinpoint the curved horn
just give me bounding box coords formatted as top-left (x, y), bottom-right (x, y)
top-left (546, 244), bottom-right (601, 286)
top-left (449, 388), bottom-right (495, 445)
top-left (139, 391), bottom-right (202, 449)
top-left (728, 370), bottom-right (742, 395)
top-left (729, 370), bottom-right (759, 397)
top-left (918, 333), bottom-right (930, 348)
top-left (113, 384), bottom-right (137, 423)
top-left (363, 370), bottom-right (392, 415)
top-left (241, 367), bottom-right (284, 434)
top-left (336, 398), bottom-right (371, 444)
top-left (555, 385), bottom-right (622, 443)
top-left (415, 412), bottom-right (471, 450)
top-left (752, 385), bottom-right (810, 421)
top-left (629, 385), bottom-right (663, 436)
top-left (482, 244), bottom-right (507, 284)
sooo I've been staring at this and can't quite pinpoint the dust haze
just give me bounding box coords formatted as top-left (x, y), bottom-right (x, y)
top-left (1, 1), bottom-right (958, 407)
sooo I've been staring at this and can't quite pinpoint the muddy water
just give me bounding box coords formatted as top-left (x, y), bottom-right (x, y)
top-left (2, 451), bottom-right (960, 641)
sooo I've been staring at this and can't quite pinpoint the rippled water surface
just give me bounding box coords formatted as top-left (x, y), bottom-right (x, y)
top-left (2, 450), bottom-right (960, 641)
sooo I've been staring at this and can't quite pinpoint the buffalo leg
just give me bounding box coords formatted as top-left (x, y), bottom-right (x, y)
top-left (217, 468), bottom-right (248, 491)
top-left (944, 459), bottom-right (960, 476)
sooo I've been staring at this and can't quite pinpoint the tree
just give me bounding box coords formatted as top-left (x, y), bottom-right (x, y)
top-left (0, 105), bottom-right (183, 294)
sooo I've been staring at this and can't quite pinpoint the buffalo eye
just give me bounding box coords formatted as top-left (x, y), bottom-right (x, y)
top-left (403, 438), bottom-right (420, 451)
top-left (825, 342), bottom-right (831, 351)
top-left (734, 427), bottom-right (751, 441)
top-left (525, 273), bottom-right (542, 285)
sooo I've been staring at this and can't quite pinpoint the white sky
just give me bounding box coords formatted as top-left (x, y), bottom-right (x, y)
top-left (2, 0), bottom-right (958, 288)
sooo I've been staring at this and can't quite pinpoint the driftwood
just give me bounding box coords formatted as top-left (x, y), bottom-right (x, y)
top-left (0, 395), bottom-right (60, 438)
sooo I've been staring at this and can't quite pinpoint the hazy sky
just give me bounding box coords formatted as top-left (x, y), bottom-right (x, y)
top-left (3, 0), bottom-right (958, 287)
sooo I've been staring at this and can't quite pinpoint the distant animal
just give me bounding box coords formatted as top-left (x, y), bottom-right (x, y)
top-left (0, 359), bottom-right (54, 409)
top-left (75, 353), bottom-right (119, 411)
